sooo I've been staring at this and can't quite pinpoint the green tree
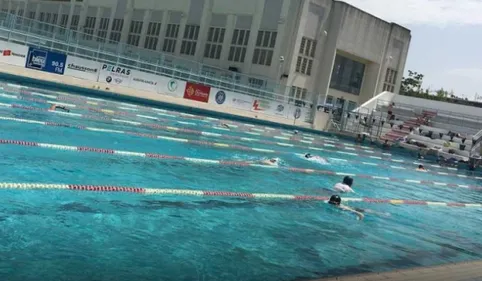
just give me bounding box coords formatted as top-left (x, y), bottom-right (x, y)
top-left (400, 70), bottom-right (424, 96)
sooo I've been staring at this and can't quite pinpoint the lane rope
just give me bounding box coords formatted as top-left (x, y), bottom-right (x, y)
top-left (3, 85), bottom-right (368, 150)
top-left (1, 138), bottom-right (480, 191)
top-left (0, 182), bottom-right (480, 208)
top-left (0, 114), bottom-right (480, 180)
top-left (0, 101), bottom-right (385, 156)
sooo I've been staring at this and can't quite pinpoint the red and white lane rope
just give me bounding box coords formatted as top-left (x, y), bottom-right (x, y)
top-left (0, 102), bottom-right (381, 156)
top-left (0, 182), bottom-right (480, 208)
top-left (1, 138), bottom-right (480, 191)
top-left (5, 85), bottom-right (296, 135)
top-left (7, 90), bottom-right (368, 152)
top-left (1, 115), bottom-right (480, 180)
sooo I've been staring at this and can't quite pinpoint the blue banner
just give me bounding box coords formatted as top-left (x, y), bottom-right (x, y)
top-left (25, 47), bottom-right (66, 75)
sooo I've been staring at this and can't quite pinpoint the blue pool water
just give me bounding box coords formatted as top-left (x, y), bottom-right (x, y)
top-left (1, 82), bottom-right (482, 281)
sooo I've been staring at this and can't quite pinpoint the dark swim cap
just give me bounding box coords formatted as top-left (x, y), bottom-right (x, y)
top-left (418, 164), bottom-right (424, 169)
top-left (329, 195), bottom-right (341, 205)
top-left (343, 176), bottom-right (354, 187)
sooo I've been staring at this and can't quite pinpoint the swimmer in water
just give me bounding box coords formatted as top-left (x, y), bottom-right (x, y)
top-left (328, 195), bottom-right (364, 220)
top-left (304, 153), bottom-right (328, 164)
top-left (416, 164), bottom-right (426, 171)
top-left (305, 153), bottom-right (313, 159)
top-left (333, 176), bottom-right (355, 193)
top-left (258, 158), bottom-right (279, 166)
top-left (222, 123), bottom-right (230, 129)
top-left (49, 104), bottom-right (70, 112)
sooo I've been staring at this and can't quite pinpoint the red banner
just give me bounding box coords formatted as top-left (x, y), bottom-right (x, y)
top-left (184, 82), bottom-right (210, 103)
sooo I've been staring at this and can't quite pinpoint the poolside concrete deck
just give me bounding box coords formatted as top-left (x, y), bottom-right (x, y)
top-left (313, 260), bottom-right (482, 281)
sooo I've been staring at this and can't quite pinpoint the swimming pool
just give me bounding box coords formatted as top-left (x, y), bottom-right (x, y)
top-left (1, 81), bottom-right (482, 281)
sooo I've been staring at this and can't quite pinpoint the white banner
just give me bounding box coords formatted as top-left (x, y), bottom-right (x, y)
top-left (208, 88), bottom-right (254, 111)
top-left (158, 77), bottom-right (186, 98)
top-left (129, 70), bottom-right (161, 93)
top-left (64, 56), bottom-right (101, 81)
top-left (288, 105), bottom-right (311, 122)
top-left (251, 99), bottom-right (289, 118)
top-left (0, 41), bottom-right (28, 67)
top-left (98, 63), bottom-right (132, 87)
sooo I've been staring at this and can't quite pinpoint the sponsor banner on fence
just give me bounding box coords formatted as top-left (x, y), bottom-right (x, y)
top-left (158, 77), bottom-right (186, 98)
top-left (98, 63), bottom-right (132, 87)
top-left (128, 70), bottom-right (161, 93)
top-left (64, 55), bottom-right (101, 81)
top-left (289, 105), bottom-right (311, 122)
top-left (25, 47), bottom-right (66, 75)
top-left (208, 88), bottom-right (254, 111)
top-left (0, 41), bottom-right (28, 67)
top-left (184, 82), bottom-right (210, 103)
top-left (251, 99), bottom-right (289, 118)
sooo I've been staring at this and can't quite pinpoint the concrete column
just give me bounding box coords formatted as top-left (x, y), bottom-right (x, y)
top-left (270, 0), bottom-right (292, 87)
top-left (194, 0), bottom-right (212, 61)
top-left (155, 10), bottom-right (167, 51)
top-left (394, 34), bottom-right (411, 95)
top-left (119, 0), bottom-right (133, 44)
top-left (66, 0), bottom-right (76, 29)
top-left (220, 14), bottom-right (235, 62)
top-left (174, 13), bottom-right (188, 55)
top-left (92, 6), bottom-right (102, 38)
top-left (138, 9), bottom-right (151, 49)
top-left (7, 0), bottom-right (12, 13)
top-left (77, 0), bottom-right (89, 33)
top-left (242, 0), bottom-right (265, 72)
top-left (311, 1), bottom-right (342, 123)
top-left (105, 4), bottom-right (116, 42)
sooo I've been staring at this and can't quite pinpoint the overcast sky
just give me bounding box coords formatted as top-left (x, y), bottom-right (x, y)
top-left (343, 0), bottom-right (482, 100)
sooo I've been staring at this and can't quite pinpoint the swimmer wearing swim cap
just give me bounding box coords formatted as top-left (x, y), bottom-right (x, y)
top-left (305, 153), bottom-right (313, 159)
top-left (333, 176), bottom-right (355, 193)
top-left (416, 164), bottom-right (426, 172)
top-left (328, 195), bottom-right (364, 220)
top-left (49, 104), bottom-right (70, 112)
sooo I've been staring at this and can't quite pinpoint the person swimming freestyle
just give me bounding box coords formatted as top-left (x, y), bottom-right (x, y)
top-left (333, 176), bottom-right (355, 193)
top-left (328, 195), bottom-right (364, 220)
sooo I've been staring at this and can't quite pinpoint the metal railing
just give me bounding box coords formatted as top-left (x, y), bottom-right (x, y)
top-left (0, 11), bottom-right (318, 116)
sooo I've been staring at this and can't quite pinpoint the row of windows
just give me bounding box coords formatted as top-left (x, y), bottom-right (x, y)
top-left (325, 95), bottom-right (358, 111)
top-left (383, 68), bottom-right (398, 93)
top-left (295, 37), bottom-right (317, 76)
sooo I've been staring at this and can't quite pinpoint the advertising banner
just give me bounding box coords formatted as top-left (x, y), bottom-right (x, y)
top-left (158, 77), bottom-right (186, 98)
top-left (208, 88), bottom-right (253, 111)
top-left (289, 105), bottom-right (312, 122)
top-left (0, 41), bottom-right (28, 67)
top-left (64, 55), bottom-right (101, 81)
top-left (98, 63), bottom-right (132, 87)
top-left (129, 70), bottom-right (161, 93)
top-left (25, 47), bottom-right (66, 75)
top-left (183, 82), bottom-right (210, 103)
top-left (251, 99), bottom-right (289, 118)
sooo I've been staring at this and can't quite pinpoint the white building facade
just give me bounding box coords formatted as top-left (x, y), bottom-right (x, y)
top-left (0, 0), bottom-right (411, 111)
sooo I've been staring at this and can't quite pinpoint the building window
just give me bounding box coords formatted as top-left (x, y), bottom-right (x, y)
top-left (204, 27), bottom-right (225, 59)
top-left (295, 37), bottom-right (316, 76)
top-left (83, 16), bottom-right (96, 40)
top-left (127, 20), bottom-right (143, 46)
top-left (290, 86), bottom-right (308, 103)
top-left (252, 31), bottom-right (277, 66)
top-left (97, 18), bottom-right (109, 42)
top-left (228, 29), bottom-right (250, 63)
top-left (347, 101), bottom-right (357, 111)
top-left (144, 21), bottom-right (161, 50)
top-left (28, 11), bottom-right (35, 20)
top-left (383, 68), bottom-right (398, 93)
top-left (109, 18), bottom-right (124, 43)
top-left (330, 54), bottom-right (365, 95)
top-left (70, 15), bottom-right (80, 30)
top-left (163, 23), bottom-right (179, 53)
top-left (325, 95), bottom-right (334, 105)
top-left (248, 77), bottom-right (266, 88)
top-left (180, 24), bottom-right (200, 56)
top-left (18, 9), bottom-right (23, 17)
top-left (60, 14), bottom-right (68, 27)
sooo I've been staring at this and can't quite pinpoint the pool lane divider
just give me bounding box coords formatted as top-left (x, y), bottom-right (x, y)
top-left (6, 90), bottom-right (365, 152)
top-left (0, 91), bottom-right (360, 148)
top-left (1, 115), bottom-right (480, 181)
top-left (0, 103), bottom-right (476, 175)
top-left (6, 85), bottom-right (303, 136)
top-left (1, 138), bottom-right (481, 191)
top-left (0, 183), bottom-right (480, 208)
top-left (0, 102), bottom-right (383, 157)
